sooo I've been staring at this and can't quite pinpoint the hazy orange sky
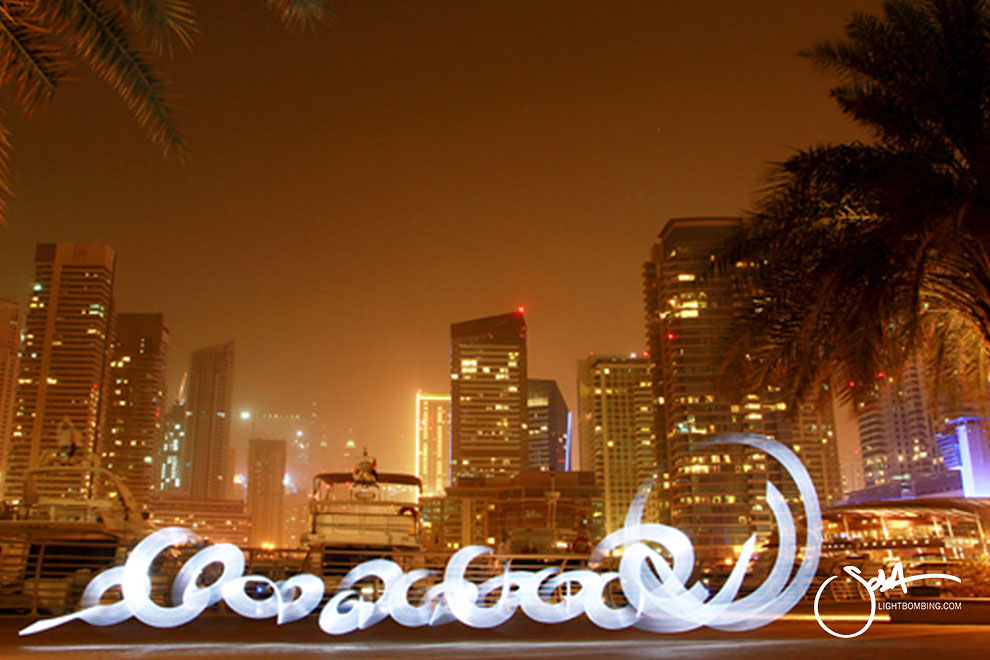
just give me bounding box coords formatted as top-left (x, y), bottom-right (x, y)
top-left (0, 1), bottom-right (880, 475)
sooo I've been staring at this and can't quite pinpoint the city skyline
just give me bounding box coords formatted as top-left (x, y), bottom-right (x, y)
top-left (0, 1), bottom-right (879, 475)
top-left (0, 2), bottom-right (988, 655)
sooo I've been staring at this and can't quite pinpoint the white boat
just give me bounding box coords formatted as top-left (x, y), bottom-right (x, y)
top-left (302, 453), bottom-right (422, 558)
top-left (0, 426), bottom-right (153, 613)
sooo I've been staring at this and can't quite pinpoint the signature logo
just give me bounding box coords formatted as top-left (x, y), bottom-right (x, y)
top-left (20, 434), bottom-right (825, 637)
top-left (814, 562), bottom-right (961, 638)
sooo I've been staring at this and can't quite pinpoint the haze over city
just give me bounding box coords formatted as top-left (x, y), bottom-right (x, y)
top-left (5, 2), bottom-right (990, 657)
top-left (0, 1), bottom-right (878, 474)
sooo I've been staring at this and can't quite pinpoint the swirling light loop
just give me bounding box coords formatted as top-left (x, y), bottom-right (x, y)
top-left (19, 434), bottom-right (821, 637)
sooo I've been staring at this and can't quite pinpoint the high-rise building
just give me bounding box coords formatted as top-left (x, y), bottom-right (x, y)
top-left (248, 413), bottom-right (308, 488)
top-left (0, 299), bottom-right (20, 493)
top-left (858, 361), bottom-right (940, 489)
top-left (416, 392), bottom-right (451, 497)
top-left (577, 355), bottom-right (656, 534)
top-left (789, 398), bottom-right (843, 506)
top-left (155, 371), bottom-right (188, 492)
top-left (937, 417), bottom-right (990, 497)
top-left (247, 437), bottom-right (286, 548)
top-left (4, 244), bottom-right (116, 502)
top-left (450, 311), bottom-right (528, 480)
top-left (644, 218), bottom-right (774, 559)
top-left (527, 379), bottom-right (569, 472)
top-left (185, 341), bottom-right (235, 500)
top-left (104, 313), bottom-right (169, 506)
top-left (157, 400), bottom-right (188, 492)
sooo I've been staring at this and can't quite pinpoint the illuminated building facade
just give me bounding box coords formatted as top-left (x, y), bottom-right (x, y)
top-left (185, 341), bottom-right (235, 500)
top-left (422, 470), bottom-right (602, 552)
top-left (416, 392), bottom-right (451, 497)
top-left (104, 313), bottom-right (168, 507)
top-left (789, 398), bottom-right (843, 506)
top-left (526, 379), bottom-right (569, 472)
top-left (248, 437), bottom-right (286, 548)
top-left (822, 499), bottom-right (990, 565)
top-left (577, 355), bottom-right (656, 534)
top-left (450, 311), bottom-right (528, 480)
top-left (937, 417), bottom-right (990, 498)
top-left (156, 401), bottom-right (188, 492)
top-left (643, 217), bottom-right (846, 554)
top-left (645, 219), bottom-right (772, 559)
top-left (857, 361), bottom-right (940, 490)
top-left (4, 243), bottom-right (116, 502)
top-left (0, 299), bottom-right (20, 493)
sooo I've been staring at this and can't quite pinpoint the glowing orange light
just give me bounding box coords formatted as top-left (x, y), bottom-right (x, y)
top-left (517, 306), bottom-right (525, 314)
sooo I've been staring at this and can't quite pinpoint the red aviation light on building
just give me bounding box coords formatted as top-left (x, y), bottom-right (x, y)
top-left (666, 332), bottom-right (676, 340)
top-left (517, 306), bottom-right (526, 314)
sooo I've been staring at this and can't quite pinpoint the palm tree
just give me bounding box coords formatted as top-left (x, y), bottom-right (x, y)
top-left (0, 0), bottom-right (325, 223)
top-left (722, 0), bottom-right (990, 412)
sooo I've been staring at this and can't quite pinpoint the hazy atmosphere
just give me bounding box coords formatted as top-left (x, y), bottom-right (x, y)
top-left (0, 1), bottom-right (878, 473)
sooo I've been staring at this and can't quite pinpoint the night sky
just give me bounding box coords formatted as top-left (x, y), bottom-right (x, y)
top-left (0, 1), bottom-right (879, 474)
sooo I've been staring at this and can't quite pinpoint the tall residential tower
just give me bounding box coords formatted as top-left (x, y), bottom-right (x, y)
top-left (858, 361), bottom-right (940, 490)
top-left (185, 341), bottom-right (235, 500)
top-left (577, 355), bottom-right (655, 533)
top-left (450, 311), bottom-right (528, 480)
top-left (645, 219), bottom-right (773, 558)
top-left (416, 392), bottom-right (451, 497)
top-left (527, 379), bottom-right (570, 472)
top-left (105, 313), bottom-right (169, 506)
top-left (247, 437), bottom-right (286, 548)
top-left (4, 244), bottom-right (116, 501)
top-left (0, 299), bottom-right (20, 493)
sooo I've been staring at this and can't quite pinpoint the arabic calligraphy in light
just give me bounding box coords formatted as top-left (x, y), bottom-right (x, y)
top-left (20, 433), bottom-right (822, 637)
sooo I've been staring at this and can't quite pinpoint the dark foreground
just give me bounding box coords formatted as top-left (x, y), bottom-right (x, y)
top-left (0, 604), bottom-right (986, 660)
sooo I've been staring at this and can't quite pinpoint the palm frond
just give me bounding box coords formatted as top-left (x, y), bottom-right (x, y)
top-left (0, 113), bottom-right (12, 225)
top-left (0, 2), bottom-right (69, 114)
top-left (40, 0), bottom-right (183, 155)
top-left (265, 0), bottom-right (325, 32)
top-left (120, 0), bottom-right (198, 56)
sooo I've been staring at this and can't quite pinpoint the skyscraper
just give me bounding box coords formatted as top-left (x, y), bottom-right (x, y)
top-left (185, 341), bottom-right (235, 500)
top-left (4, 243), bottom-right (116, 502)
top-left (526, 379), bottom-right (569, 472)
top-left (247, 437), bottom-right (286, 548)
top-left (789, 398), bottom-right (842, 506)
top-left (157, 400), bottom-right (188, 492)
top-left (0, 299), bottom-right (20, 493)
top-left (450, 311), bottom-right (528, 480)
top-left (644, 218), bottom-right (772, 559)
top-left (937, 417), bottom-right (990, 497)
top-left (577, 355), bottom-right (656, 534)
top-left (416, 392), bottom-right (451, 497)
top-left (104, 313), bottom-right (169, 506)
top-left (858, 361), bottom-right (940, 489)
